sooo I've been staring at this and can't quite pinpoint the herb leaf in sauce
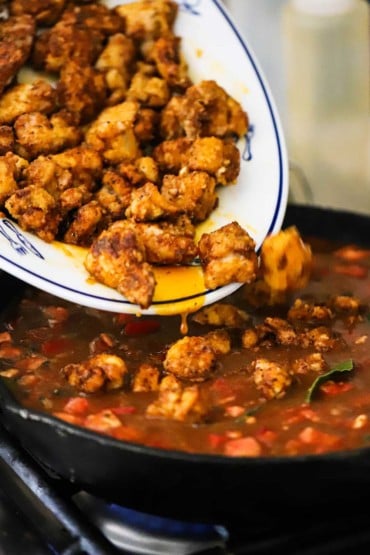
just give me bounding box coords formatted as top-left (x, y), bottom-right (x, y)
top-left (305, 359), bottom-right (354, 403)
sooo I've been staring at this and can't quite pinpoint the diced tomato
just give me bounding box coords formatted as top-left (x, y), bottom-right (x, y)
top-left (114, 313), bottom-right (135, 326)
top-left (224, 436), bottom-right (262, 457)
top-left (225, 405), bottom-right (245, 417)
top-left (334, 245), bottom-right (370, 262)
top-left (111, 425), bottom-right (142, 442)
top-left (41, 337), bottom-right (74, 356)
top-left (53, 411), bottom-right (84, 426)
top-left (319, 381), bottom-right (353, 395)
top-left (208, 433), bottom-right (227, 449)
top-left (0, 331), bottom-right (12, 343)
top-left (0, 344), bottom-right (22, 359)
top-left (299, 426), bottom-right (341, 451)
top-left (64, 397), bottom-right (90, 415)
top-left (333, 264), bottom-right (368, 279)
top-left (111, 406), bottom-right (137, 415)
top-left (255, 428), bottom-right (278, 447)
top-left (124, 319), bottom-right (160, 336)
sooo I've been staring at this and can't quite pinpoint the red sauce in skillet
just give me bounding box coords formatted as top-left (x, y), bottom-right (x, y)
top-left (0, 236), bottom-right (369, 458)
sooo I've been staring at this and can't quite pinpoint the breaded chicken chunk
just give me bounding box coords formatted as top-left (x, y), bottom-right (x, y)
top-left (95, 33), bottom-right (136, 105)
top-left (56, 61), bottom-right (107, 124)
top-left (95, 169), bottom-right (134, 222)
top-left (153, 137), bottom-right (240, 185)
top-left (164, 335), bottom-right (216, 382)
top-left (61, 3), bottom-right (125, 36)
top-left (0, 80), bottom-right (57, 124)
top-left (85, 219), bottom-right (156, 308)
top-left (192, 303), bottom-right (249, 328)
top-left (125, 181), bottom-right (181, 221)
top-left (260, 226), bottom-right (313, 292)
top-left (160, 80), bottom-right (248, 140)
top-left (251, 358), bottom-right (292, 400)
top-left (161, 171), bottom-right (217, 222)
top-left (84, 100), bottom-right (141, 164)
top-left (33, 19), bottom-right (104, 72)
top-left (0, 152), bottom-right (28, 206)
top-left (14, 111), bottom-right (82, 160)
top-left (5, 184), bottom-right (60, 242)
top-left (136, 217), bottom-right (197, 264)
top-left (0, 14), bottom-right (35, 94)
top-left (63, 200), bottom-right (103, 246)
top-left (146, 375), bottom-right (207, 422)
top-left (148, 35), bottom-right (191, 90)
top-left (114, 0), bottom-right (178, 43)
top-left (0, 126), bottom-right (15, 155)
top-left (198, 222), bottom-right (258, 290)
top-left (9, 0), bottom-right (66, 26)
top-left (126, 63), bottom-right (170, 108)
top-left (132, 363), bottom-right (160, 392)
top-left (62, 353), bottom-right (128, 394)
top-left (25, 146), bottom-right (102, 197)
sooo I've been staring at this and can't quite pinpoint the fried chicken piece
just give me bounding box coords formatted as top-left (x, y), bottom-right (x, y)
top-left (56, 61), bottom-right (107, 124)
top-left (132, 363), bottom-right (160, 392)
top-left (136, 217), bottom-right (197, 264)
top-left (154, 137), bottom-right (240, 185)
top-left (258, 317), bottom-right (298, 346)
top-left (0, 126), bottom-right (15, 155)
top-left (5, 184), bottom-right (60, 242)
top-left (330, 295), bottom-right (361, 315)
top-left (146, 374), bottom-right (207, 422)
top-left (14, 111), bottom-right (82, 160)
top-left (299, 326), bottom-right (338, 352)
top-left (95, 169), bottom-right (134, 222)
top-left (114, 0), bottom-right (178, 42)
top-left (260, 226), bottom-right (313, 292)
top-left (152, 137), bottom-right (192, 173)
top-left (126, 181), bottom-right (181, 221)
top-left (287, 298), bottom-right (334, 323)
top-left (188, 137), bottom-right (240, 185)
top-left (85, 219), bottom-right (156, 308)
top-left (192, 303), bottom-right (249, 327)
top-left (164, 335), bottom-right (216, 382)
top-left (85, 100), bottom-right (141, 164)
top-left (61, 353), bottom-right (128, 394)
top-left (160, 80), bottom-right (248, 140)
top-left (204, 329), bottom-right (231, 355)
top-left (25, 146), bottom-right (102, 198)
top-left (134, 107), bottom-right (160, 144)
top-left (291, 353), bottom-right (327, 376)
top-left (0, 152), bottom-right (28, 206)
top-left (95, 33), bottom-right (136, 105)
top-left (33, 19), bottom-right (104, 72)
top-left (117, 157), bottom-right (160, 187)
top-left (161, 171), bottom-right (217, 222)
top-left (126, 63), bottom-right (170, 108)
top-left (9, 0), bottom-right (66, 26)
top-left (63, 200), bottom-right (103, 246)
top-left (0, 80), bottom-right (57, 125)
top-left (0, 14), bottom-right (35, 95)
top-left (251, 358), bottom-right (292, 400)
top-left (198, 222), bottom-right (258, 290)
top-left (61, 3), bottom-right (125, 36)
top-left (148, 35), bottom-right (191, 90)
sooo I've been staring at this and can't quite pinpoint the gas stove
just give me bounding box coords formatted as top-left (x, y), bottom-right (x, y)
top-left (2, 423), bottom-right (370, 555)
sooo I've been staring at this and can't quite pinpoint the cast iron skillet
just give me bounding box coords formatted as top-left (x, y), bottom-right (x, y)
top-left (0, 205), bottom-right (370, 525)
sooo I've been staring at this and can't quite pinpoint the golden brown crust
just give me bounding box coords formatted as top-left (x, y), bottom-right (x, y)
top-left (0, 14), bottom-right (35, 94)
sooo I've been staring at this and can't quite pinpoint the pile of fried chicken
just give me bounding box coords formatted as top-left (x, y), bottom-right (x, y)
top-left (0, 0), bottom-right (309, 310)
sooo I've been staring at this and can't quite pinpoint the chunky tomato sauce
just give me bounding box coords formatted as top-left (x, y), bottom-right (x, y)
top-left (0, 236), bottom-right (369, 458)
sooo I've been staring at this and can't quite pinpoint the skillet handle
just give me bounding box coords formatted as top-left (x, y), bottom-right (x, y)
top-left (0, 423), bottom-right (122, 555)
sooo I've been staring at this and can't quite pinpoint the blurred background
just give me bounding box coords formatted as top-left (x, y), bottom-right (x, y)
top-left (224, 0), bottom-right (370, 214)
